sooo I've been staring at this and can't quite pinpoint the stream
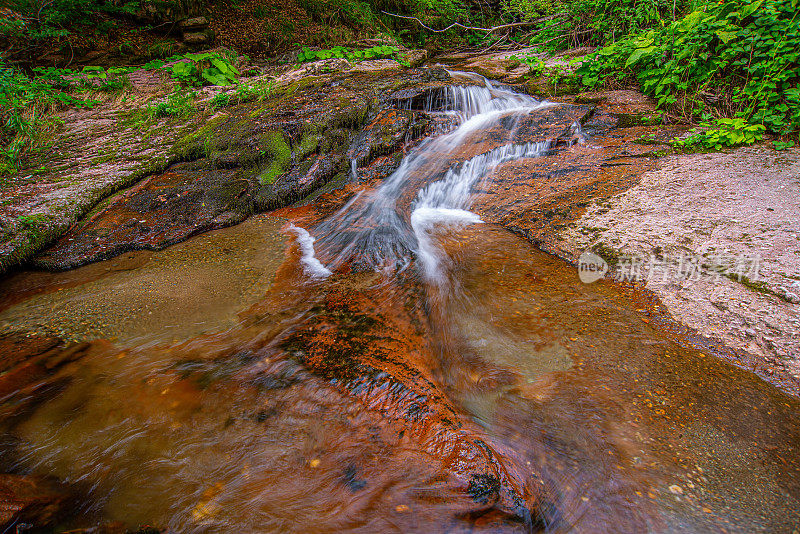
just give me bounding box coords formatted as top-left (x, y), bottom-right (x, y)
top-left (0, 73), bottom-right (798, 533)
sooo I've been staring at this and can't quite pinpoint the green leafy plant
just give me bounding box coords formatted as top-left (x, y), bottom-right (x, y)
top-left (510, 53), bottom-right (547, 75)
top-left (210, 92), bottom-right (231, 110)
top-left (167, 51), bottom-right (241, 87)
top-left (296, 45), bottom-right (409, 66)
top-left (1, 0), bottom-right (142, 61)
top-left (672, 118), bottom-right (766, 150)
top-left (0, 60), bottom-right (97, 176)
top-left (234, 78), bottom-right (276, 102)
top-left (574, 0), bottom-right (800, 145)
top-left (148, 89), bottom-right (197, 119)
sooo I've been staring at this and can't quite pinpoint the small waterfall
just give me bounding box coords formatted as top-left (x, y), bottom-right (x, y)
top-left (409, 140), bottom-right (552, 284)
top-left (412, 141), bottom-right (552, 213)
top-left (410, 207), bottom-right (483, 285)
top-left (308, 77), bottom-right (555, 279)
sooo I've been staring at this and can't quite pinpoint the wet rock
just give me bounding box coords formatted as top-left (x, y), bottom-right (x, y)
top-left (255, 153), bottom-right (344, 210)
top-left (574, 90), bottom-right (658, 123)
top-left (436, 48), bottom-right (533, 83)
top-left (554, 144), bottom-right (800, 385)
top-left (61, 522), bottom-right (127, 534)
top-left (0, 333), bottom-right (90, 420)
top-left (33, 162), bottom-right (254, 271)
top-left (0, 474), bottom-right (70, 529)
top-left (348, 108), bottom-right (425, 171)
top-left (342, 464), bottom-right (367, 492)
top-left (1, 67), bottom-right (451, 272)
top-left (404, 49), bottom-right (428, 67)
top-left (257, 274), bottom-right (546, 524)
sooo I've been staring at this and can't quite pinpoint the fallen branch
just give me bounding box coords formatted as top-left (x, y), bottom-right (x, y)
top-left (380, 11), bottom-right (568, 34)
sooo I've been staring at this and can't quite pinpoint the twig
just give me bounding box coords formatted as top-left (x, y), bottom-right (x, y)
top-left (35, 0), bottom-right (54, 25)
top-left (380, 11), bottom-right (568, 34)
top-left (523, 27), bottom-right (591, 48)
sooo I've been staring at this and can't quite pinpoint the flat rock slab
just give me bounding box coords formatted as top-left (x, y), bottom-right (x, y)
top-left (554, 145), bottom-right (800, 385)
top-left (35, 162), bottom-right (252, 270)
top-left (1, 214), bottom-right (288, 345)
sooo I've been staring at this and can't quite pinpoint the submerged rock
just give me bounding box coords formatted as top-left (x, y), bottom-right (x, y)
top-left (0, 474), bottom-right (70, 530)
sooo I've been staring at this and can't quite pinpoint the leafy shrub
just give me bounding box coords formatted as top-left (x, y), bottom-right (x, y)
top-left (672, 118), bottom-right (766, 150)
top-left (234, 78), bottom-right (276, 102)
top-left (502, 0), bottom-right (558, 19)
top-left (167, 51), bottom-right (241, 87)
top-left (1, 0), bottom-right (142, 60)
top-left (0, 60), bottom-right (98, 176)
top-left (210, 92), bottom-right (231, 110)
top-left (773, 140), bottom-right (796, 150)
top-left (297, 0), bottom-right (377, 28)
top-left (575, 0), bottom-right (800, 141)
top-left (148, 89), bottom-right (197, 118)
top-left (297, 44), bottom-right (409, 65)
top-left (514, 0), bottom-right (689, 51)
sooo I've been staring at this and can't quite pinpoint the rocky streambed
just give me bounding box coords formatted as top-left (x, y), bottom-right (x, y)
top-left (0, 53), bottom-right (798, 533)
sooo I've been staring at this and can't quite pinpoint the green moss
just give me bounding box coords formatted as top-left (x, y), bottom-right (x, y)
top-left (617, 113), bottom-right (663, 128)
top-left (257, 131), bottom-right (291, 185)
top-left (296, 133), bottom-right (320, 160)
top-left (119, 107), bottom-right (153, 130)
top-left (592, 242), bottom-right (621, 267)
top-left (170, 115), bottom-right (227, 160)
top-left (90, 145), bottom-right (121, 165)
top-left (725, 273), bottom-right (794, 303)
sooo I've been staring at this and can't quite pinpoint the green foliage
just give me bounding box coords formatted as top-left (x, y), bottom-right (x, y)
top-left (296, 44), bottom-right (409, 66)
top-left (0, 60), bottom-right (99, 176)
top-left (413, 0), bottom-right (470, 21)
top-left (234, 78), bottom-right (276, 102)
top-left (576, 0), bottom-right (682, 42)
top-left (509, 52), bottom-right (582, 94)
top-left (210, 93), bottom-right (231, 110)
top-left (166, 51), bottom-right (241, 87)
top-left (297, 0), bottom-right (377, 28)
top-left (148, 89), bottom-right (197, 119)
top-left (773, 140), bottom-right (796, 150)
top-left (2, 0), bottom-right (140, 31)
top-left (672, 118), bottom-right (766, 150)
top-left (1, 0), bottom-right (141, 57)
top-left (575, 0), bottom-right (800, 142)
top-left (517, 0), bottom-right (688, 51)
top-left (510, 53), bottom-right (547, 75)
top-left (502, 0), bottom-right (558, 19)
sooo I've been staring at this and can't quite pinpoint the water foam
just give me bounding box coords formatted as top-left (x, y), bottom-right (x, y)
top-left (288, 225), bottom-right (332, 279)
top-left (311, 75), bottom-right (555, 278)
top-left (411, 207), bottom-right (483, 285)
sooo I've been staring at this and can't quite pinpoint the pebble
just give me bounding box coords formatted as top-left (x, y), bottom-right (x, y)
top-left (669, 484), bottom-right (683, 495)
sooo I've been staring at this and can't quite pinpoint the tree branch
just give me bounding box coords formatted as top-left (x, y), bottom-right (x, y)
top-left (380, 11), bottom-right (569, 34)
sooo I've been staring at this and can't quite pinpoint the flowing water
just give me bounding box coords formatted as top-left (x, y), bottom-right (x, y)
top-left (1, 74), bottom-right (799, 533)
